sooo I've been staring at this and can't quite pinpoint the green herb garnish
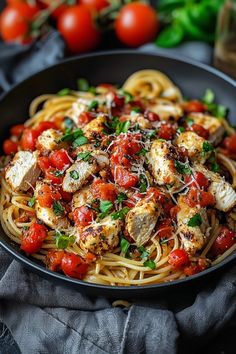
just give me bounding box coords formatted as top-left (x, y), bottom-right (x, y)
top-left (60, 128), bottom-right (84, 142)
top-left (28, 197), bottom-right (36, 208)
top-left (211, 162), bottom-right (220, 173)
top-left (138, 246), bottom-right (149, 260)
top-left (136, 148), bottom-right (148, 156)
top-left (186, 118), bottom-right (194, 127)
top-left (116, 193), bottom-right (128, 203)
top-left (64, 117), bottom-right (76, 130)
top-left (77, 152), bottom-right (92, 162)
top-left (187, 213), bottom-right (202, 227)
top-left (88, 100), bottom-right (99, 111)
top-left (120, 237), bottom-right (130, 255)
top-left (70, 170), bottom-right (79, 180)
top-left (111, 207), bottom-right (130, 221)
top-left (53, 201), bottom-right (65, 216)
top-left (53, 170), bottom-right (64, 177)
top-left (115, 120), bottom-right (130, 135)
top-left (143, 259), bottom-right (156, 270)
top-left (72, 136), bottom-right (88, 147)
top-left (202, 141), bottom-right (214, 155)
top-left (77, 78), bottom-right (89, 91)
top-left (138, 173), bottom-right (148, 193)
top-left (202, 89), bottom-right (215, 104)
top-left (98, 200), bottom-right (113, 219)
top-left (131, 107), bottom-right (141, 114)
top-left (56, 231), bottom-right (75, 249)
top-left (177, 127), bottom-right (185, 133)
top-left (174, 160), bottom-right (192, 175)
top-left (57, 88), bottom-right (70, 96)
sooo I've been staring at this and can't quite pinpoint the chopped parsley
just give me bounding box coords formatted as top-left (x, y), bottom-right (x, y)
top-left (202, 141), bottom-right (214, 156)
top-left (116, 192), bottom-right (128, 203)
top-left (57, 88), bottom-right (70, 96)
top-left (136, 148), bottom-right (148, 156)
top-left (138, 246), bottom-right (149, 260)
top-left (146, 130), bottom-right (156, 139)
top-left (138, 174), bottom-right (148, 193)
top-left (70, 170), bottom-right (79, 180)
top-left (117, 90), bottom-right (134, 104)
top-left (202, 89), bottom-right (228, 118)
top-left (98, 200), bottom-right (113, 219)
top-left (177, 127), bottom-right (185, 133)
top-left (143, 259), bottom-right (156, 270)
top-left (186, 118), bottom-right (194, 127)
top-left (53, 201), bottom-right (65, 216)
top-left (77, 78), bottom-right (89, 91)
top-left (64, 117), bottom-right (76, 130)
top-left (202, 89), bottom-right (215, 105)
top-left (131, 107), bottom-right (141, 114)
top-left (115, 120), bottom-right (130, 135)
top-left (120, 237), bottom-right (130, 255)
top-left (53, 170), bottom-right (64, 177)
top-left (72, 136), bottom-right (88, 147)
top-left (111, 207), bottom-right (130, 221)
top-left (56, 232), bottom-right (75, 249)
top-left (88, 100), bottom-right (99, 111)
top-left (211, 162), bottom-right (220, 173)
top-left (28, 197), bottom-right (36, 208)
top-left (174, 160), bottom-right (192, 175)
top-left (60, 128), bottom-right (83, 142)
top-left (77, 152), bottom-right (92, 162)
top-left (187, 213), bottom-right (202, 227)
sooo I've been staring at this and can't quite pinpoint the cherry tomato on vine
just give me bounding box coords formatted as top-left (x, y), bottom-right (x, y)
top-left (37, 0), bottom-right (80, 19)
top-left (57, 5), bottom-right (101, 53)
top-left (115, 3), bottom-right (159, 47)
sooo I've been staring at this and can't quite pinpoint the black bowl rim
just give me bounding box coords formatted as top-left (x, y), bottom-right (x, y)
top-left (0, 49), bottom-right (236, 292)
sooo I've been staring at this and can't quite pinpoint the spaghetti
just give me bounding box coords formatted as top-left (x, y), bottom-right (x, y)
top-left (1, 69), bottom-right (236, 286)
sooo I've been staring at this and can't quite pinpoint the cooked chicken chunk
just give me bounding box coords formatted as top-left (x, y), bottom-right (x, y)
top-left (194, 163), bottom-right (236, 212)
top-left (72, 186), bottom-right (93, 210)
top-left (5, 151), bottom-right (40, 192)
top-left (80, 216), bottom-right (121, 254)
top-left (147, 140), bottom-right (183, 190)
top-left (37, 129), bottom-right (64, 151)
top-left (35, 181), bottom-right (70, 229)
top-left (83, 114), bottom-right (107, 140)
top-left (150, 99), bottom-right (183, 121)
top-left (175, 131), bottom-right (209, 163)
top-left (76, 144), bottom-right (109, 169)
top-left (123, 114), bottom-right (151, 130)
top-left (177, 196), bottom-right (210, 254)
top-left (62, 157), bottom-right (98, 193)
top-left (125, 198), bottom-right (160, 246)
top-left (189, 113), bottom-right (225, 145)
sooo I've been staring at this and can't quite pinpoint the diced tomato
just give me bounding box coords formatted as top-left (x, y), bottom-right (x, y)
top-left (38, 156), bottom-right (52, 172)
top-left (45, 167), bottom-right (64, 184)
top-left (46, 250), bottom-right (65, 271)
top-left (37, 184), bottom-right (61, 208)
top-left (50, 149), bottom-right (71, 170)
top-left (185, 188), bottom-right (215, 208)
top-left (144, 110), bottom-right (160, 122)
top-left (110, 150), bottom-right (131, 167)
top-left (3, 139), bottom-right (18, 155)
top-left (78, 112), bottom-right (94, 125)
top-left (112, 134), bottom-right (141, 165)
top-left (61, 252), bottom-right (88, 279)
top-left (184, 258), bottom-right (209, 275)
top-left (73, 206), bottom-right (95, 227)
top-left (35, 121), bottom-right (57, 135)
top-left (199, 190), bottom-right (215, 207)
top-left (92, 179), bottom-right (117, 201)
top-left (185, 172), bottom-right (209, 190)
top-left (21, 222), bottom-right (47, 254)
top-left (183, 100), bottom-right (206, 114)
top-left (113, 94), bottom-right (125, 107)
top-left (210, 226), bottom-right (236, 257)
top-left (190, 123), bottom-right (209, 139)
top-left (170, 205), bottom-right (180, 219)
top-left (163, 200), bottom-right (175, 216)
top-left (10, 124), bottom-right (25, 137)
top-left (59, 189), bottom-right (73, 202)
top-left (158, 123), bottom-right (176, 140)
top-left (223, 135), bottom-right (236, 154)
top-left (168, 249), bottom-right (189, 269)
top-left (21, 128), bottom-right (39, 151)
top-left (156, 219), bottom-right (172, 239)
top-left (84, 252), bottom-right (96, 263)
top-left (146, 187), bottom-right (166, 204)
top-left (124, 192), bottom-right (144, 208)
top-left (113, 166), bottom-right (138, 188)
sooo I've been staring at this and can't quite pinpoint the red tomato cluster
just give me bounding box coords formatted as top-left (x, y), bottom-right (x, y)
top-left (21, 222), bottom-right (48, 254)
top-left (92, 179), bottom-right (117, 201)
top-left (0, 1), bottom-right (159, 53)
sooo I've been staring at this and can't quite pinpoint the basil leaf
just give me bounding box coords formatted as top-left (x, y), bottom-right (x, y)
top-left (70, 170), bottom-right (79, 180)
top-left (111, 207), bottom-right (130, 221)
top-left (143, 259), bottom-right (156, 270)
top-left (77, 78), bottom-right (89, 91)
top-left (72, 136), bottom-right (88, 147)
top-left (77, 152), bottom-right (92, 162)
top-left (53, 170), bottom-right (64, 177)
top-left (211, 162), bottom-right (220, 173)
top-left (174, 160), bottom-right (192, 175)
top-left (120, 237), bottom-right (130, 255)
top-left (202, 141), bottom-right (214, 153)
top-left (64, 117), bottom-right (76, 130)
top-left (136, 148), bottom-right (148, 156)
top-left (116, 192), bottom-right (128, 203)
top-left (177, 127), bottom-right (185, 133)
top-left (138, 246), bottom-right (149, 260)
top-left (202, 89), bottom-right (215, 104)
top-left (186, 118), bottom-right (194, 127)
top-left (88, 100), bottom-right (99, 111)
top-left (60, 129), bottom-right (83, 142)
top-left (187, 213), bottom-right (202, 227)
top-left (139, 174), bottom-right (148, 192)
top-left (131, 107), bottom-right (141, 114)
top-left (28, 197), bottom-right (36, 208)
top-left (57, 88), bottom-right (70, 96)
top-left (115, 121), bottom-right (130, 135)
top-left (56, 232), bottom-right (75, 250)
top-left (53, 201), bottom-right (65, 216)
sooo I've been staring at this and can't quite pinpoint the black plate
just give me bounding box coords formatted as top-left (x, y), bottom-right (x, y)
top-left (0, 50), bottom-right (236, 298)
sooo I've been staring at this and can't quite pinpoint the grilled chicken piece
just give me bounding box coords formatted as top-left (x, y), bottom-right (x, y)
top-left (37, 129), bottom-right (64, 151)
top-left (177, 195), bottom-right (210, 254)
top-left (123, 114), bottom-right (152, 130)
top-left (175, 131), bottom-right (209, 163)
top-left (76, 144), bottom-right (109, 169)
top-left (194, 163), bottom-right (236, 212)
top-left (72, 186), bottom-right (93, 210)
top-left (147, 140), bottom-right (183, 190)
top-left (80, 216), bottom-right (121, 255)
top-left (83, 114), bottom-right (107, 140)
top-left (5, 151), bottom-right (40, 192)
top-left (189, 113), bottom-right (225, 145)
top-left (35, 181), bottom-right (70, 229)
top-left (149, 99), bottom-right (183, 121)
top-left (125, 198), bottom-right (160, 246)
top-left (62, 157), bottom-right (98, 193)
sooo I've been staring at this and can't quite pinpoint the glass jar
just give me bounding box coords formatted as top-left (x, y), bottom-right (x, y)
top-left (214, 0), bottom-right (236, 79)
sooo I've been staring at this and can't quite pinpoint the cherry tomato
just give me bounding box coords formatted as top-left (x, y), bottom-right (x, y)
top-left (58, 5), bottom-right (101, 53)
top-left (168, 249), bottom-right (189, 269)
top-left (50, 149), bottom-right (71, 170)
top-left (80, 0), bottom-right (109, 12)
top-left (61, 252), bottom-right (88, 279)
top-left (73, 206), bottom-right (95, 227)
top-left (37, 0), bottom-right (78, 19)
top-left (115, 3), bottom-right (159, 47)
top-left (92, 179), bottom-right (117, 201)
top-left (185, 172), bottom-right (209, 190)
top-left (144, 110), bottom-right (160, 122)
top-left (185, 188), bottom-right (215, 208)
top-left (45, 167), bottom-right (64, 184)
top-left (59, 189), bottom-right (73, 202)
top-left (3, 139), bottom-right (18, 155)
top-left (21, 128), bottom-right (39, 151)
top-left (78, 112), bottom-right (94, 125)
top-left (184, 258), bottom-right (208, 276)
top-left (183, 100), bottom-right (206, 114)
top-left (84, 252), bottom-right (96, 263)
top-left (21, 222), bottom-right (47, 254)
top-left (190, 123), bottom-right (209, 139)
top-left (170, 205), bottom-right (180, 219)
top-left (38, 156), bottom-right (52, 173)
top-left (210, 226), bottom-right (236, 257)
top-left (46, 250), bottom-right (65, 271)
top-left (146, 187), bottom-right (166, 204)
top-left (156, 219), bottom-right (172, 239)
top-left (158, 123), bottom-right (176, 140)
top-left (10, 124), bottom-right (25, 137)
top-left (113, 166), bottom-right (138, 189)
top-left (223, 135), bottom-right (236, 154)
top-left (35, 121), bottom-right (57, 135)
top-left (37, 183), bottom-right (61, 208)
top-left (0, 3), bottom-right (39, 43)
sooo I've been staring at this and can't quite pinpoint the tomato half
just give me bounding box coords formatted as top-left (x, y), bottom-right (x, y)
top-left (185, 172), bottom-right (209, 190)
top-left (73, 206), bottom-right (95, 227)
top-left (21, 128), bottom-right (39, 151)
top-left (46, 250), bottom-right (65, 271)
top-left (190, 124), bottom-right (209, 139)
top-left (61, 252), bottom-right (88, 279)
top-left (168, 249), bottom-right (189, 269)
top-left (223, 135), bottom-right (236, 154)
top-left (45, 168), bottom-right (64, 184)
top-left (183, 100), bottom-right (206, 114)
top-left (10, 124), bottom-right (25, 137)
top-left (92, 179), bottom-right (117, 201)
top-left (158, 123), bottom-right (176, 140)
top-left (210, 226), bottom-right (236, 256)
top-left (21, 222), bottom-right (47, 254)
top-left (3, 139), bottom-right (18, 155)
top-left (113, 166), bottom-right (138, 188)
top-left (50, 149), bottom-right (71, 170)
top-left (38, 156), bottom-right (52, 172)
top-left (37, 184), bottom-right (61, 208)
